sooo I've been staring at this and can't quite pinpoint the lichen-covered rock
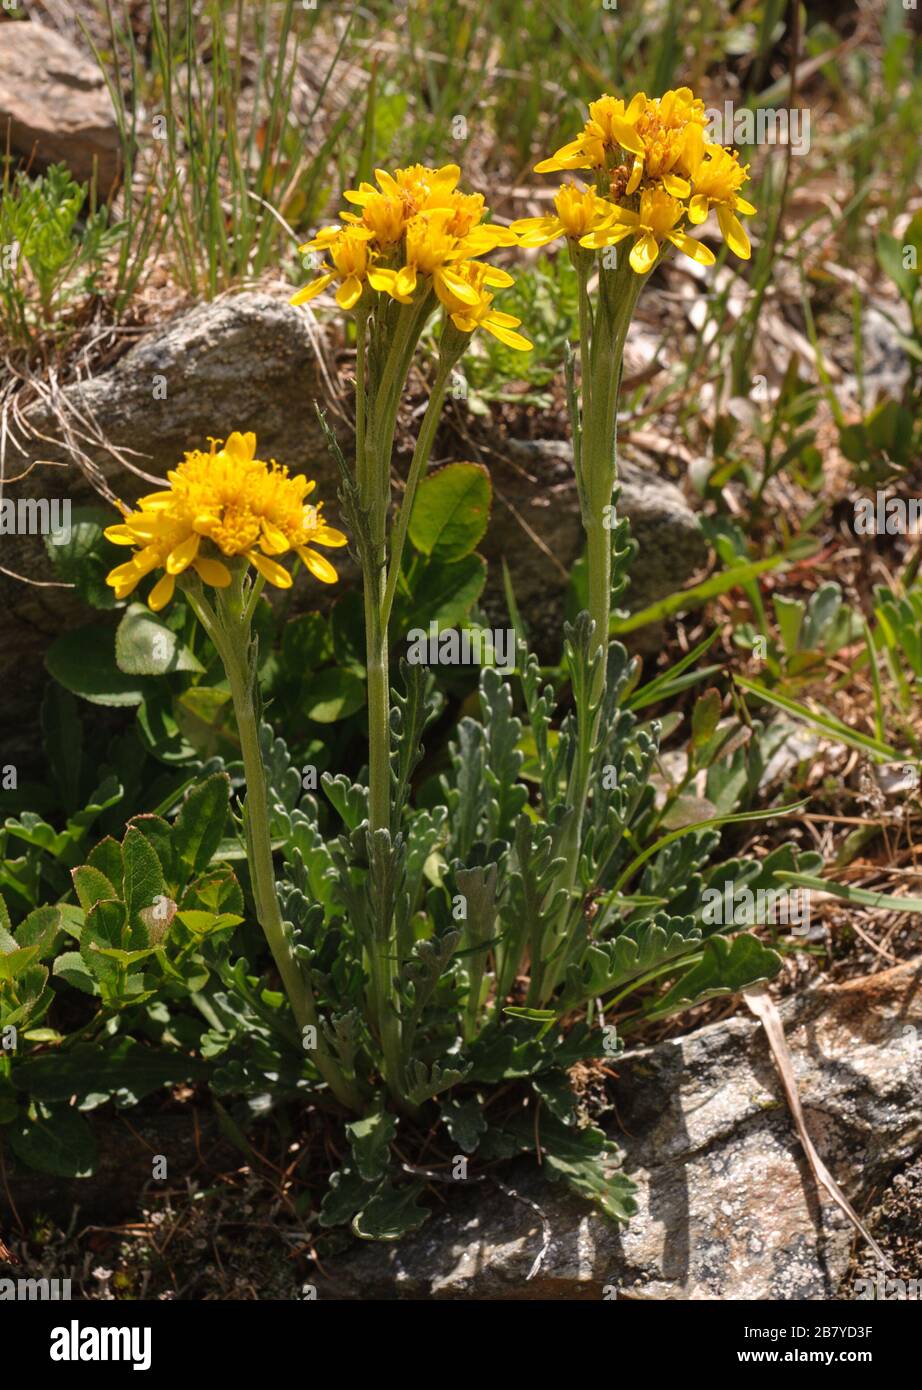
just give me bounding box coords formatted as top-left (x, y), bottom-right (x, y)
top-left (0, 21), bottom-right (120, 190)
top-left (312, 959), bottom-right (922, 1299)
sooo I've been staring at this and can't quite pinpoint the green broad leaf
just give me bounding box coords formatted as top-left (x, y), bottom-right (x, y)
top-left (281, 612), bottom-right (334, 671)
top-left (183, 866), bottom-right (244, 916)
top-left (115, 603), bottom-right (204, 676)
top-left (404, 553), bottom-right (487, 630)
top-left (173, 773), bottom-right (230, 876)
top-left (79, 897), bottom-right (131, 971)
top-left (352, 1182), bottom-right (430, 1242)
top-left (408, 462), bottom-right (492, 561)
top-left (44, 505), bottom-right (118, 610)
top-left (532, 1071), bottom-right (579, 1124)
top-left (15, 906), bottom-right (62, 960)
top-left (45, 623), bottom-right (147, 707)
top-left (176, 909), bottom-right (242, 936)
top-left (0, 945), bottom-right (41, 982)
top-left (405, 1057), bottom-right (471, 1106)
top-left (7, 1100), bottom-right (97, 1177)
top-left (773, 594), bottom-right (805, 655)
top-left (126, 815), bottom-right (174, 880)
top-left (0, 963), bottom-right (51, 1030)
top-left (303, 667), bottom-right (366, 723)
top-left (52, 951), bottom-right (99, 996)
top-left (440, 1095), bottom-right (488, 1154)
top-left (646, 933), bottom-right (781, 1021)
top-left (86, 836), bottom-right (124, 889)
top-left (72, 864), bottom-right (119, 914)
top-left (41, 685), bottom-right (83, 813)
top-left (122, 826), bottom-right (164, 924)
top-left (345, 1104), bottom-right (398, 1182)
top-left (691, 688), bottom-right (722, 747)
top-left (11, 1039), bottom-right (208, 1109)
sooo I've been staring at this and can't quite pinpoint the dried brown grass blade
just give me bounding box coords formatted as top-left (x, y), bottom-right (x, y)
top-left (743, 984), bottom-right (893, 1271)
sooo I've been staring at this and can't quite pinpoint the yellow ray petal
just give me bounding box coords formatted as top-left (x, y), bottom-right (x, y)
top-left (166, 532), bottom-right (200, 574)
top-left (336, 275), bottom-right (363, 310)
top-left (667, 230), bottom-right (716, 266)
top-left (312, 525), bottom-right (348, 547)
top-left (297, 547), bottom-right (338, 584)
top-left (629, 232), bottom-right (660, 275)
top-left (483, 318), bottom-right (533, 351)
top-left (717, 204), bottom-right (751, 259)
top-left (436, 267), bottom-right (481, 305)
top-left (248, 550), bottom-right (293, 589)
top-left (662, 173), bottom-right (691, 198)
top-left (148, 572), bottom-right (175, 612)
top-left (260, 520), bottom-right (290, 555)
top-left (192, 557), bottom-right (232, 588)
top-left (290, 273), bottom-right (336, 306)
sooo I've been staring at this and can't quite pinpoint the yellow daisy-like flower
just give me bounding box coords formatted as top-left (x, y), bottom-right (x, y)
top-left (292, 225), bottom-right (374, 311)
top-left (581, 187), bottom-right (716, 275)
top-left (435, 261), bottom-right (532, 351)
top-left (105, 432), bottom-right (347, 611)
top-left (535, 93), bottom-right (647, 173)
top-left (291, 162), bottom-right (519, 315)
top-left (686, 144), bottom-right (756, 260)
top-left (510, 184), bottom-right (614, 248)
top-left (530, 86), bottom-right (756, 273)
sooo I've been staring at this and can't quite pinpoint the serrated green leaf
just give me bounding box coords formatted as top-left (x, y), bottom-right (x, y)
top-left (173, 773), bottom-right (230, 876)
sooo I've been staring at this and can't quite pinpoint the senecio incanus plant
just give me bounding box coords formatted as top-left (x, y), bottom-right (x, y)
top-left (102, 108), bottom-right (814, 1236)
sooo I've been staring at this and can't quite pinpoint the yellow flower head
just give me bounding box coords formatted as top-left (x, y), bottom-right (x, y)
top-left (293, 225), bottom-right (374, 310)
top-left (105, 433), bottom-right (347, 611)
top-left (510, 184), bottom-right (614, 248)
top-left (435, 260), bottom-right (532, 351)
top-left (532, 86), bottom-right (756, 268)
top-left (687, 145), bottom-right (756, 259)
top-left (581, 187), bottom-right (716, 275)
top-left (292, 163), bottom-right (519, 312)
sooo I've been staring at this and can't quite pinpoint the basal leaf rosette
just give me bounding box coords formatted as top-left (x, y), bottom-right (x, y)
top-left (291, 162), bottom-right (531, 351)
top-left (105, 431), bottom-right (347, 610)
top-left (514, 87), bottom-right (756, 271)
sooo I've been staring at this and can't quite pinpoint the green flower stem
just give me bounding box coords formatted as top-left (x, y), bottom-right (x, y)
top-left (535, 258), bottom-right (647, 1007)
top-left (364, 580), bottom-right (392, 834)
top-left (354, 305), bottom-right (369, 503)
top-left (184, 575), bottom-right (363, 1112)
top-left (381, 344), bottom-right (459, 630)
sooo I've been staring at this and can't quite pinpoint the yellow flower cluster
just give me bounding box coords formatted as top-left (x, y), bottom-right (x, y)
top-left (105, 432), bottom-right (346, 611)
top-left (292, 163), bottom-right (531, 351)
top-left (514, 88), bottom-right (756, 274)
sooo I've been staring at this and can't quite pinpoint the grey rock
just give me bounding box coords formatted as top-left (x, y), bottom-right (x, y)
top-left (486, 438), bottom-right (706, 656)
top-left (313, 958), bottom-right (922, 1299)
top-left (0, 21), bottom-right (120, 191)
